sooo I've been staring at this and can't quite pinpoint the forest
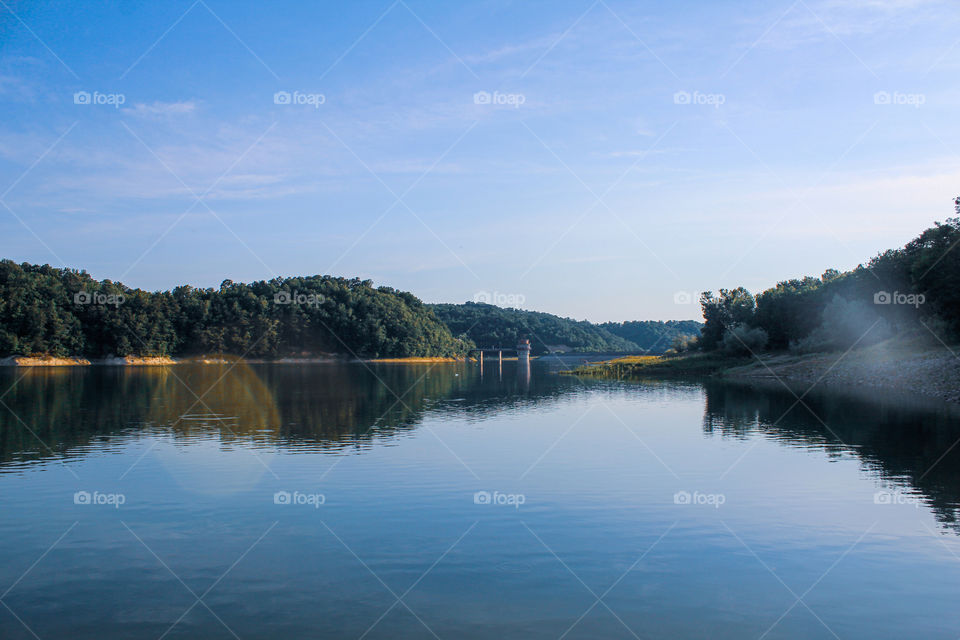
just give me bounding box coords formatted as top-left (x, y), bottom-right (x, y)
top-left (25, 200), bottom-right (957, 362)
top-left (430, 302), bottom-right (634, 355)
top-left (0, 260), bottom-right (706, 360)
top-left (0, 263), bottom-right (466, 359)
top-left (428, 303), bottom-right (698, 355)
top-left (696, 204), bottom-right (960, 355)
top-left (599, 320), bottom-right (703, 353)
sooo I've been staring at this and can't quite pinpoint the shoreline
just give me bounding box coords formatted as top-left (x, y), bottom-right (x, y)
top-left (365, 357), bottom-right (462, 363)
top-left (0, 355), bottom-right (469, 367)
top-left (723, 346), bottom-right (960, 405)
top-left (571, 339), bottom-right (960, 406)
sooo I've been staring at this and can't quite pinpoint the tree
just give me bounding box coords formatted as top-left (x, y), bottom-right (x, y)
top-left (699, 288), bottom-right (755, 350)
top-left (0, 262), bottom-right (469, 359)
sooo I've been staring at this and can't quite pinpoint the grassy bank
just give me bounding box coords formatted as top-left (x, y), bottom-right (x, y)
top-left (568, 353), bottom-right (752, 377)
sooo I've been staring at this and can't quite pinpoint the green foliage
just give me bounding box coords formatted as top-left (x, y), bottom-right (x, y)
top-left (571, 352), bottom-right (751, 377)
top-left (790, 295), bottom-right (892, 353)
top-left (902, 216), bottom-right (960, 332)
top-left (699, 288), bottom-right (755, 350)
top-left (698, 204), bottom-right (960, 352)
top-left (428, 302), bottom-right (640, 355)
top-left (0, 261), bottom-right (467, 358)
top-left (719, 324), bottom-right (768, 355)
top-left (666, 333), bottom-right (699, 355)
top-left (598, 320), bottom-right (702, 354)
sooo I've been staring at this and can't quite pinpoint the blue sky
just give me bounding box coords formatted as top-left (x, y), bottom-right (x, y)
top-left (1, 0), bottom-right (958, 321)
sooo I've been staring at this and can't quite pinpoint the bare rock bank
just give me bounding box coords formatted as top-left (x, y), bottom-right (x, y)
top-left (725, 344), bottom-right (960, 405)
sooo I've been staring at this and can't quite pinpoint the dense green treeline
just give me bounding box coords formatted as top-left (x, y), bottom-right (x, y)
top-left (599, 320), bottom-right (702, 353)
top-left (0, 261), bottom-right (704, 360)
top-left (698, 206), bottom-right (960, 354)
top-left (428, 302), bottom-right (641, 355)
top-left (0, 261), bottom-right (467, 358)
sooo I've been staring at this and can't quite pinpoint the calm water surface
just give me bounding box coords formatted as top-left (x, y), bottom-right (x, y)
top-left (1, 359), bottom-right (959, 639)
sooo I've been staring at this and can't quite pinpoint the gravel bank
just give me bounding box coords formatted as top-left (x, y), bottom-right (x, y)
top-left (725, 346), bottom-right (960, 405)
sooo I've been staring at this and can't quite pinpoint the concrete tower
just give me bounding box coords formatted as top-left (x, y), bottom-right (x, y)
top-left (517, 338), bottom-right (531, 363)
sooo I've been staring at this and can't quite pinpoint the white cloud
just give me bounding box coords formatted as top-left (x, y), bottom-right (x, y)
top-left (123, 101), bottom-right (197, 118)
top-left (463, 35), bottom-right (559, 65)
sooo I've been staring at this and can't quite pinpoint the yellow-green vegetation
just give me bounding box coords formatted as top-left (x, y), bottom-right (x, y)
top-left (568, 352), bottom-right (752, 378)
top-left (366, 357), bottom-right (461, 363)
top-left (0, 355), bottom-right (92, 366)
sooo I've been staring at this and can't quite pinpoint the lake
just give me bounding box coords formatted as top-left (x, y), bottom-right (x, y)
top-left (1, 359), bottom-right (959, 639)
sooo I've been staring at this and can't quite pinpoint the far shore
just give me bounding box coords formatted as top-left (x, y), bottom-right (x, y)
top-left (0, 355), bottom-right (475, 367)
top-left (364, 357), bottom-right (461, 363)
top-left (0, 353), bottom-right (581, 367)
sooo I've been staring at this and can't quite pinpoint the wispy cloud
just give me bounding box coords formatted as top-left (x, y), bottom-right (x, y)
top-left (463, 35), bottom-right (559, 65)
top-left (123, 100), bottom-right (197, 118)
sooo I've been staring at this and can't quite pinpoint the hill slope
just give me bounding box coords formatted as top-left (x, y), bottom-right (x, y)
top-left (599, 320), bottom-right (703, 354)
top-left (0, 260), bottom-right (466, 359)
top-left (428, 302), bottom-right (641, 355)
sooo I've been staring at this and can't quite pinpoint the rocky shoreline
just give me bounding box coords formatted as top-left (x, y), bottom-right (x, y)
top-left (569, 338), bottom-right (960, 407)
top-left (723, 346), bottom-right (960, 405)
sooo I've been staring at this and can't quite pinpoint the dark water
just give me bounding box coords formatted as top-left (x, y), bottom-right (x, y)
top-left (1, 359), bottom-right (959, 639)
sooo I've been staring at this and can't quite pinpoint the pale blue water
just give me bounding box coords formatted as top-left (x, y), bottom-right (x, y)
top-left (0, 360), bottom-right (959, 638)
